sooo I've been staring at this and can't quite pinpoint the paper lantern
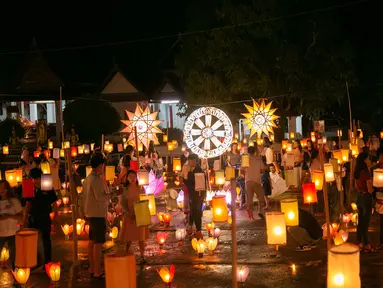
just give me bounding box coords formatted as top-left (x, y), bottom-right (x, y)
top-left (58, 149), bottom-right (64, 158)
top-left (327, 243), bottom-right (360, 288)
top-left (5, 170), bottom-right (17, 188)
top-left (302, 183), bottom-right (317, 204)
top-left (22, 179), bottom-right (35, 198)
top-left (195, 173), bottom-right (206, 191)
top-left (163, 212), bottom-right (172, 226)
top-left (350, 144), bottom-right (358, 157)
top-left (215, 170), bottom-right (225, 186)
top-left (51, 148), bottom-right (59, 159)
top-left (105, 166), bottom-right (115, 182)
top-left (286, 143), bottom-right (292, 152)
top-left (77, 145), bottom-right (84, 155)
top-left (85, 166), bottom-right (92, 177)
top-left (105, 254), bottom-right (136, 288)
top-left (289, 132), bottom-right (295, 139)
top-left (70, 147), bottom-right (77, 157)
top-left (300, 138), bottom-right (307, 147)
top-left (156, 232), bottom-right (168, 249)
top-left (286, 153), bottom-right (294, 167)
top-left (162, 134), bottom-right (168, 142)
top-left (322, 136), bottom-right (327, 144)
top-left (311, 135), bottom-right (316, 142)
top-left (15, 229), bottom-right (38, 268)
top-left (62, 141), bottom-right (70, 149)
top-left (157, 265), bottom-right (175, 286)
top-left (280, 199), bottom-right (299, 226)
top-left (139, 194), bottom-right (156, 216)
top-left (76, 219), bottom-right (85, 235)
top-left (330, 158), bottom-right (339, 173)
top-left (61, 224), bottom-right (73, 240)
top-left (237, 266), bottom-right (249, 283)
top-left (324, 163), bottom-right (335, 182)
top-left (175, 229), bottom-right (186, 246)
top-left (312, 170), bottom-right (324, 190)
top-left (45, 262), bottom-right (60, 281)
top-left (282, 140), bottom-right (288, 150)
top-left (110, 227), bottom-right (118, 240)
top-left (341, 149), bottom-right (349, 163)
top-left (212, 195), bottom-right (228, 222)
top-left (14, 168), bottom-right (22, 183)
top-left (2, 145), bottom-right (9, 155)
top-left (241, 155), bottom-right (250, 168)
top-left (62, 196), bottom-right (69, 205)
top-left (41, 162), bottom-right (51, 175)
top-left (130, 160), bottom-right (138, 172)
top-left (172, 158), bottom-right (181, 172)
top-left (285, 169), bottom-right (298, 187)
top-left (212, 227), bottom-right (221, 238)
top-left (373, 169), bottom-right (383, 188)
top-left (225, 166), bottom-right (235, 180)
top-left (41, 174), bottom-right (53, 191)
top-left (206, 237), bottom-right (218, 255)
top-left (0, 247), bottom-right (9, 262)
top-left (11, 268), bottom-right (30, 284)
top-left (332, 150), bottom-right (342, 164)
top-left (137, 170), bottom-right (149, 185)
top-left (265, 212), bottom-right (286, 245)
top-left (75, 186), bottom-right (83, 194)
top-left (133, 200), bottom-right (151, 227)
top-left (33, 151), bottom-right (41, 158)
top-left (167, 142), bottom-right (174, 151)
top-left (191, 238), bottom-right (206, 257)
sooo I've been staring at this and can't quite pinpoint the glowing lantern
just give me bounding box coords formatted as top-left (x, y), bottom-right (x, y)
top-left (163, 212), bottom-right (172, 226)
top-left (156, 232), bottom-right (168, 249)
top-left (157, 212), bottom-right (165, 223)
top-left (195, 173), bottom-right (206, 191)
top-left (33, 151), bottom-right (41, 158)
top-left (176, 229), bottom-right (186, 246)
top-left (173, 158), bottom-right (181, 172)
top-left (324, 163), bottom-right (335, 182)
top-left (61, 224), bottom-right (73, 240)
top-left (191, 238), bottom-right (206, 258)
top-left (56, 199), bottom-right (62, 208)
top-left (286, 143), bottom-right (292, 152)
top-left (167, 142), bottom-right (174, 151)
top-left (137, 170), bottom-right (149, 186)
top-left (62, 141), bottom-right (70, 149)
top-left (327, 243), bottom-right (360, 288)
top-left (11, 268), bottom-right (30, 284)
top-left (330, 158), bottom-right (339, 173)
top-left (162, 135), bottom-right (168, 142)
top-left (289, 132), bottom-right (295, 139)
top-left (311, 135), bottom-right (316, 142)
top-left (105, 166), bottom-right (115, 182)
top-left (110, 227), bottom-right (118, 240)
top-left (280, 199), bottom-right (299, 226)
top-left (341, 149), bottom-right (349, 163)
top-left (265, 212), bottom-right (286, 245)
top-left (0, 247), bottom-right (9, 262)
top-left (2, 145), bottom-right (9, 155)
top-left (133, 200), bottom-right (151, 227)
top-left (105, 254), bottom-right (136, 288)
top-left (302, 183), bottom-right (317, 204)
top-left (333, 233), bottom-right (344, 246)
top-left (241, 155), bottom-right (250, 168)
top-left (236, 266), bottom-right (249, 283)
top-left (206, 237), bottom-right (218, 255)
top-left (300, 138), bottom-right (307, 147)
top-left (212, 196), bottom-right (228, 222)
top-left (312, 170), bottom-right (324, 190)
top-left (76, 186), bottom-right (83, 194)
top-left (5, 170), bottom-right (17, 188)
top-left (40, 162), bottom-right (51, 175)
top-left (76, 219), bottom-right (85, 235)
top-left (70, 147), bottom-right (77, 157)
top-left (351, 213), bottom-right (358, 224)
top-left (77, 145), bottom-right (84, 155)
top-left (15, 229), bottom-right (38, 268)
top-left (45, 262), bottom-right (61, 281)
top-left (373, 168), bottom-right (383, 188)
top-left (139, 194), bottom-right (156, 216)
top-left (62, 196), bottom-right (69, 206)
top-left (351, 202), bottom-right (357, 211)
top-left (282, 140), bottom-right (288, 150)
top-left (206, 222), bottom-right (215, 231)
top-left (215, 170), bottom-right (225, 186)
top-left (59, 149), bottom-right (65, 158)
top-left (350, 144), bottom-right (358, 157)
top-left (50, 212), bottom-right (55, 220)
top-left (157, 265), bottom-right (175, 286)
top-left (84, 225), bottom-right (90, 235)
top-left (225, 166), bottom-right (235, 180)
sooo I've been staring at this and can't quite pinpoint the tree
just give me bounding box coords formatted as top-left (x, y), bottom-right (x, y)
top-left (63, 99), bottom-right (121, 143)
top-left (0, 119), bottom-right (25, 145)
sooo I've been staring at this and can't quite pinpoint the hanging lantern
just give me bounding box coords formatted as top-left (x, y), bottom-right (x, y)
top-left (373, 169), bottom-right (383, 188)
top-left (137, 170), bottom-right (149, 185)
top-left (157, 265), bottom-right (175, 286)
top-left (302, 183), bottom-right (317, 204)
top-left (45, 262), bottom-right (61, 282)
top-left (86, 166), bottom-right (92, 177)
top-left (191, 238), bottom-right (206, 258)
top-left (14, 168), bottom-right (22, 183)
top-left (2, 145), bottom-right (9, 155)
top-left (70, 147), bottom-right (77, 158)
top-left (61, 224), bottom-right (73, 240)
top-left (0, 247), bottom-right (9, 262)
top-left (241, 155), bottom-right (250, 168)
top-left (236, 266), bottom-right (249, 283)
top-left (265, 212), bottom-right (286, 245)
top-left (15, 229), bottom-right (38, 268)
top-left (212, 196), bottom-right (228, 222)
top-left (330, 158), bottom-right (339, 173)
top-left (350, 144), bottom-right (358, 157)
top-left (5, 170), bottom-right (17, 188)
top-left (11, 268), bottom-right (30, 284)
top-left (59, 149), bottom-right (65, 158)
top-left (195, 173), bottom-right (206, 191)
top-left (225, 166), bottom-right (235, 181)
top-left (40, 162), bottom-right (51, 175)
top-left (156, 232), bottom-right (168, 249)
top-left (312, 170), bottom-right (324, 190)
top-left (206, 237), bottom-right (218, 255)
top-left (105, 254), bottom-right (136, 288)
top-left (172, 158), bottom-right (182, 172)
top-left (105, 166), bottom-right (115, 182)
top-left (324, 164), bottom-right (335, 182)
top-left (281, 140), bottom-right (288, 150)
top-left (327, 243), bottom-right (360, 288)
top-left (41, 174), bottom-right (53, 191)
top-left (341, 149), bottom-right (349, 163)
top-left (215, 171), bottom-right (225, 186)
top-left (77, 145), bottom-right (84, 155)
top-left (167, 142), bottom-right (174, 151)
top-left (139, 194), bottom-right (156, 216)
top-left (133, 200), bottom-right (151, 227)
top-left (280, 199), bottom-right (299, 226)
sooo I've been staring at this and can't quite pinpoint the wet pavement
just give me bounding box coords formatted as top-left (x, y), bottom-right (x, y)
top-left (2, 198), bottom-right (383, 288)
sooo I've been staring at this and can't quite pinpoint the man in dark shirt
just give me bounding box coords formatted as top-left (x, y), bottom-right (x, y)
top-left (24, 168), bottom-right (57, 265)
top-left (287, 208), bottom-right (322, 251)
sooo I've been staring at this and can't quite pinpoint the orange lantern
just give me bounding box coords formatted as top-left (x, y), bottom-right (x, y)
top-left (62, 196), bottom-right (69, 205)
top-left (105, 254), bottom-right (136, 288)
top-left (33, 151), bottom-right (41, 158)
top-left (157, 265), bottom-right (175, 286)
top-left (70, 147), bottom-right (77, 157)
top-left (302, 183), bottom-right (317, 204)
top-left (281, 140), bottom-right (288, 150)
top-left (173, 158), bottom-right (181, 171)
top-left (212, 195), bottom-right (228, 222)
top-left (14, 168), bottom-right (23, 183)
top-left (12, 268), bottom-right (30, 284)
top-left (2, 145), bottom-right (9, 155)
top-left (163, 213), bottom-right (172, 226)
top-left (156, 232), bottom-right (168, 249)
top-left (45, 262), bottom-right (61, 281)
top-left (50, 212), bottom-right (55, 220)
top-left (15, 229), bottom-right (38, 268)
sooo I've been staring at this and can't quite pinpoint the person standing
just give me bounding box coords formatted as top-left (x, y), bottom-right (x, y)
top-left (24, 168), bottom-right (58, 266)
top-left (356, 130), bottom-right (365, 153)
top-left (184, 154), bottom-right (205, 239)
top-left (372, 147), bottom-right (383, 250)
top-left (241, 146), bottom-right (265, 220)
top-left (227, 143), bottom-right (241, 177)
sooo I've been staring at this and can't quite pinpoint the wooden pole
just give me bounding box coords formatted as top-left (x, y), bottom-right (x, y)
top-left (346, 81), bottom-right (352, 142)
top-left (67, 149), bottom-right (78, 261)
top-left (134, 127), bottom-right (139, 163)
top-left (101, 134), bottom-right (105, 152)
top-left (339, 164), bottom-right (344, 220)
top-left (230, 179), bottom-right (238, 288)
top-left (60, 87), bottom-right (68, 184)
top-left (320, 143), bottom-right (332, 250)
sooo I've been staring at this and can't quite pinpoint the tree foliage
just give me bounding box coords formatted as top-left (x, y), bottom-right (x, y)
top-left (63, 99), bottom-right (121, 143)
top-left (0, 119), bottom-right (25, 145)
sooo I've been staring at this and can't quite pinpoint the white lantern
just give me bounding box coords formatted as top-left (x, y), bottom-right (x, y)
top-left (373, 168), bottom-right (383, 188)
top-left (41, 175), bottom-right (53, 191)
top-left (137, 170), bottom-right (149, 186)
top-left (53, 148), bottom-right (60, 159)
top-left (195, 173), bottom-right (206, 191)
top-left (324, 163), bottom-right (335, 182)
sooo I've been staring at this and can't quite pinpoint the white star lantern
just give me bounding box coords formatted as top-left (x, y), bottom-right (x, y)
top-left (121, 104), bottom-right (163, 148)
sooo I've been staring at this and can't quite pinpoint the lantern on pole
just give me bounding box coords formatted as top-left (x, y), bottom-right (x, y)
top-left (302, 183), bottom-right (317, 204)
top-left (105, 254), bottom-right (136, 288)
top-left (280, 199), bottom-right (299, 226)
top-left (15, 229), bottom-right (38, 268)
top-left (265, 212), bottom-right (286, 246)
top-left (215, 170), bottom-right (225, 186)
top-left (172, 158), bottom-right (181, 172)
top-left (41, 162), bottom-right (51, 175)
top-left (341, 149), bottom-right (349, 163)
top-left (324, 164), bottom-right (335, 182)
top-left (332, 150), bottom-right (342, 164)
top-left (350, 144), bottom-right (358, 157)
top-left (212, 195), bottom-right (228, 222)
top-left (312, 170), bottom-right (324, 190)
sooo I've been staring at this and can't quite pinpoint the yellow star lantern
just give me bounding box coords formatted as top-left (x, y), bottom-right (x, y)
top-left (242, 99), bottom-right (279, 138)
top-left (121, 104), bottom-right (163, 148)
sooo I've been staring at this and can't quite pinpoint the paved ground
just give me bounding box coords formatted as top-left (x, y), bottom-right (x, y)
top-left (2, 197), bottom-right (383, 288)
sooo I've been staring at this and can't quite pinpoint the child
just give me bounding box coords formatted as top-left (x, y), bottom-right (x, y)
top-left (119, 170), bottom-right (149, 264)
top-left (0, 180), bottom-right (23, 268)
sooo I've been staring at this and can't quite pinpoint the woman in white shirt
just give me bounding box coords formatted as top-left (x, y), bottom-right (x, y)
top-left (0, 180), bottom-right (23, 268)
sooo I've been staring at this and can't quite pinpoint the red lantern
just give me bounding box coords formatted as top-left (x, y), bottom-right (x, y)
top-left (71, 147), bottom-right (77, 158)
top-left (163, 213), bottom-right (172, 226)
top-left (43, 150), bottom-right (50, 159)
top-left (156, 232), bottom-right (168, 249)
top-left (22, 179), bottom-right (35, 198)
top-left (302, 183), bottom-right (317, 204)
top-left (49, 212), bottom-right (55, 221)
top-left (56, 199), bottom-right (62, 208)
top-left (130, 160), bottom-right (138, 172)
top-left (33, 151), bottom-right (41, 158)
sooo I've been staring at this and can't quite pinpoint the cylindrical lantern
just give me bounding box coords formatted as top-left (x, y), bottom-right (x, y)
top-left (330, 158), bottom-right (339, 173)
top-left (105, 254), bottom-right (136, 288)
top-left (324, 163), bottom-right (335, 182)
top-left (350, 144), bottom-right (358, 157)
top-left (52, 148), bottom-right (60, 159)
top-left (105, 166), bottom-right (115, 182)
top-left (195, 173), bottom-right (206, 191)
top-left (241, 155), bottom-right (250, 168)
top-left (265, 212), bottom-right (286, 245)
top-left (281, 140), bottom-right (288, 150)
top-left (163, 135), bottom-right (168, 142)
top-left (373, 168), bottom-right (383, 188)
top-left (2, 145), bottom-right (9, 155)
top-left (70, 147), bottom-right (77, 157)
top-left (139, 194), bottom-right (156, 216)
top-left (280, 199), bottom-right (299, 226)
top-left (63, 141), bottom-right (70, 149)
top-left (133, 200), bottom-right (151, 227)
top-left (215, 170), bottom-right (225, 185)
top-left (212, 196), bottom-right (228, 222)
top-left (83, 144), bottom-right (90, 154)
top-left (5, 170), bottom-right (17, 188)
top-left (77, 145), bottom-right (84, 155)
top-left (22, 179), bottom-right (35, 198)
top-left (312, 170), bottom-right (324, 190)
top-left (15, 168), bottom-right (22, 183)
top-left (41, 174), bottom-right (53, 191)
top-left (302, 183), bottom-right (317, 204)
top-left (41, 162), bottom-right (51, 175)
top-left (167, 142), bottom-right (174, 151)
top-left (173, 158), bottom-right (181, 172)
top-left (327, 243), bottom-right (360, 288)
top-left (16, 229), bottom-right (38, 268)
top-left (137, 170), bottom-right (149, 186)
top-left (225, 166), bottom-right (235, 180)
top-left (332, 150), bottom-right (342, 164)
top-left (341, 149), bottom-right (349, 163)
top-left (60, 149), bottom-right (65, 158)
